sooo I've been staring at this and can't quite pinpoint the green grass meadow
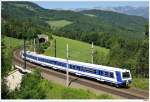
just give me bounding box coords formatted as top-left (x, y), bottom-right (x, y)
top-left (44, 35), bottom-right (110, 64)
top-left (47, 20), bottom-right (72, 29)
top-left (84, 13), bottom-right (97, 17)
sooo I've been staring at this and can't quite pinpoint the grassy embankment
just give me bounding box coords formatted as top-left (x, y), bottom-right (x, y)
top-left (46, 80), bottom-right (113, 99)
top-left (44, 35), bottom-right (110, 64)
top-left (131, 78), bottom-right (149, 91)
top-left (10, 70), bottom-right (113, 99)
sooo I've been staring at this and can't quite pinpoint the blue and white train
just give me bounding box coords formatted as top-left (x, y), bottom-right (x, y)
top-left (21, 51), bottom-right (132, 87)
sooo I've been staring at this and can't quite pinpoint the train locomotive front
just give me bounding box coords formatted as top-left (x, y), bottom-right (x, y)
top-left (115, 70), bottom-right (132, 87)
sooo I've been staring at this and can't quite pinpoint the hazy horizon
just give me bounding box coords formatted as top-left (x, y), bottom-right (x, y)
top-left (33, 1), bottom-right (148, 10)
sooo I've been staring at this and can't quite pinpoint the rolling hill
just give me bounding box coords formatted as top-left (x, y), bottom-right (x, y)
top-left (2, 1), bottom-right (148, 40)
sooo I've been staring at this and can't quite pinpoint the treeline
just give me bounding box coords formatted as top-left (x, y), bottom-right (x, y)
top-left (1, 37), bottom-right (11, 98)
top-left (2, 18), bottom-right (51, 40)
top-left (2, 1), bottom-right (52, 39)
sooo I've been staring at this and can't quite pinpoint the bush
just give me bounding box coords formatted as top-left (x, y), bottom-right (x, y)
top-left (61, 88), bottom-right (90, 99)
top-left (96, 94), bottom-right (113, 99)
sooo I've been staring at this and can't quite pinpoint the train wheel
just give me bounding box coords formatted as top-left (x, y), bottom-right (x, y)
top-left (110, 82), bottom-right (113, 86)
top-left (115, 84), bottom-right (119, 88)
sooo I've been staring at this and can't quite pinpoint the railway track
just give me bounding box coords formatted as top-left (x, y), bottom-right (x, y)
top-left (13, 49), bottom-right (149, 99)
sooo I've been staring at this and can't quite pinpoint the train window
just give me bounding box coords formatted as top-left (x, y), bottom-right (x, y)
top-left (76, 66), bottom-right (80, 70)
top-left (69, 64), bottom-right (73, 69)
top-left (99, 70), bottom-right (102, 75)
top-left (105, 72), bottom-right (108, 77)
top-left (85, 68), bottom-right (90, 73)
top-left (82, 67), bottom-right (96, 74)
top-left (49, 60), bottom-right (52, 63)
top-left (42, 58), bottom-right (45, 62)
top-left (122, 72), bottom-right (130, 78)
top-left (90, 69), bottom-right (96, 74)
top-left (56, 61), bottom-right (61, 66)
top-left (91, 69), bottom-right (96, 74)
top-left (73, 65), bottom-right (76, 69)
top-left (84, 67), bottom-right (88, 72)
top-left (84, 67), bottom-right (87, 72)
top-left (45, 59), bottom-right (47, 62)
top-left (101, 71), bottom-right (105, 76)
top-left (49, 60), bottom-right (51, 63)
top-left (80, 67), bottom-right (84, 71)
top-left (57, 62), bottom-right (61, 66)
top-left (69, 65), bottom-right (76, 70)
top-left (26, 55), bottom-right (29, 57)
top-left (41, 58), bottom-right (44, 62)
top-left (60, 62), bottom-right (63, 66)
top-left (45, 59), bottom-right (48, 63)
top-left (55, 61), bottom-right (58, 65)
top-left (50, 60), bottom-right (54, 64)
top-left (39, 58), bottom-right (43, 62)
top-left (69, 64), bottom-right (72, 69)
top-left (39, 58), bottom-right (42, 61)
top-left (81, 67), bottom-right (84, 71)
top-left (51, 61), bottom-right (55, 64)
top-left (62, 63), bottom-right (66, 67)
top-left (60, 62), bottom-right (65, 67)
top-left (109, 72), bottom-right (114, 78)
top-left (32, 56), bottom-right (34, 59)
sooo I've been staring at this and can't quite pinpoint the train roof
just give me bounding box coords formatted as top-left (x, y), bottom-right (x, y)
top-left (26, 51), bottom-right (129, 72)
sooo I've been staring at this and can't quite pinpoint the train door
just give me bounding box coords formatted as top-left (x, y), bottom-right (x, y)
top-left (115, 71), bottom-right (122, 84)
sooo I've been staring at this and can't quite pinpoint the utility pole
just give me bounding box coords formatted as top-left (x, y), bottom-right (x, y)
top-left (55, 39), bottom-right (56, 57)
top-left (38, 38), bottom-right (40, 53)
top-left (34, 38), bottom-right (36, 52)
top-left (66, 44), bottom-right (69, 87)
top-left (24, 38), bottom-right (26, 69)
top-left (91, 42), bottom-right (94, 64)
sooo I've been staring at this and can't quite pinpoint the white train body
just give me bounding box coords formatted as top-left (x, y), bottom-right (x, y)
top-left (21, 51), bottom-right (132, 87)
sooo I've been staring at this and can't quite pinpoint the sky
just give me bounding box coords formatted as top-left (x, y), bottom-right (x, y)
top-left (33, 1), bottom-right (149, 10)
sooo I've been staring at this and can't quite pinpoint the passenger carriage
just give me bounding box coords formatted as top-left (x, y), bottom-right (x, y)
top-left (21, 51), bottom-right (132, 87)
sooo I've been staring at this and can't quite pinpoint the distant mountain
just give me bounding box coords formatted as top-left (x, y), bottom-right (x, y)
top-left (93, 6), bottom-right (149, 19)
top-left (2, 1), bottom-right (148, 40)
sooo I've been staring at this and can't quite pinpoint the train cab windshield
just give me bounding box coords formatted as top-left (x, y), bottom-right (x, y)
top-left (122, 72), bottom-right (130, 78)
